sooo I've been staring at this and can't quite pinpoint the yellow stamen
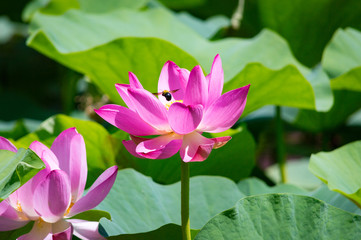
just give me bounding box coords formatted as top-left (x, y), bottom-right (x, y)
top-left (65, 202), bottom-right (75, 216)
top-left (165, 100), bottom-right (183, 110)
top-left (37, 218), bottom-right (45, 228)
top-left (15, 201), bottom-right (30, 221)
top-left (15, 201), bottom-right (22, 212)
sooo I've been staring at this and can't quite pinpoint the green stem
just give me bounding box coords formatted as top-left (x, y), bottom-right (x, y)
top-left (181, 160), bottom-right (191, 240)
top-left (276, 106), bottom-right (287, 183)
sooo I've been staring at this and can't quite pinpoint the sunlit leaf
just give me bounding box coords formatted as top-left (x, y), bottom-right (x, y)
top-left (27, 8), bottom-right (333, 117)
top-left (22, 0), bottom-right (148, 21)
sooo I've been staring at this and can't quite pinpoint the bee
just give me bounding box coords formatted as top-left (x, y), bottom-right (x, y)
top-left (153, 89), bottom-right (179, 101)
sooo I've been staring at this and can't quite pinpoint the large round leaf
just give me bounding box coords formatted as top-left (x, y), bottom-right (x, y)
top-left (194, 194), bottom-right (361, 239)
top-left (27, 8), bottom-right (332, 115)
top-left (23, 0), bottom-right (148, 21)
top-left (96, 169), bottom-right (245, 238)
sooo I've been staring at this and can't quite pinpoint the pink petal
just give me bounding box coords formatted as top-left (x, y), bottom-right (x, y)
top-left (122, 139), bottom-right (145, 159)
top-left (0, 136), bottom-right (17, 152)
top-left (168, 102), bottom-right (203, 135)
top-left (17, 220), bottom-right (52, 240)
top-left (95, 104), bottom-right (161, 136)
top-left (115, 73), bottom-right (144, 110)
top-left (52, 219), bottom-right (73, 240)
top-left (68, 166), bottom-right (118, 217)
top-left (9, 162), bottom-right (51, 220)
top-left (33, 170), bottom-right (71, 223)
top-left (207, 54), bottom-right (224, 106)
top-left (158, 61), bottom-right (187, 104)
top-left (198, 85), bottom-right (250, 133)
top-left (68, 219), bottom-right (106, 240)
top-left (183, 65), bottom-right (208, 107)
top-left (0, 216), bottom-right (28, 231)
top-left (51, 128), bottom-right (87, 203)
top-left (180, 132), bottom-right (214, 162)
top-left (7, 190), bottom-right (19, 211)
top-left (115, 84), bottom-right (135, 110)
top-left (0, 200), bottom-right (26, 227)
top-left (180, 68), bottom-right (190, 83)
top-left (0, 199), bottom-right (10, 216)
top-left (29, 141), bottom-right (59, 170)
top-left (15, 175), bottom-right (44, 219)
top-left (135, 134), bottom-right (183, 159)
top-left (128, 72), bottom-right (143, 89)
top-left (211, 136), bottom-right (232, 149)
top-left (127, 88), bottom-right (171, 132)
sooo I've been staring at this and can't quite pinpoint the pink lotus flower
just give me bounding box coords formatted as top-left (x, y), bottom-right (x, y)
top-left (0, 129), bottom-right (118, 240)
top-left (95, 55), bottom-right (250, 162)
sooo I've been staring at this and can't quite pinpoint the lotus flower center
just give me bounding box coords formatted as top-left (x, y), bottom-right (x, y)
top-left (36, 218), bottom-right (46, 228)
top-left (15, 201), bottom-right (22, 212)
top-left (15, 201), bottom-right (30, 221)
top-left (165, 100), bottom-right (183, 110)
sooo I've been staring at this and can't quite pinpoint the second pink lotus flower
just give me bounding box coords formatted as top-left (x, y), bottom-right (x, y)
top-left (0, 129), bottom-right (118, 239)
top-left (96, 54), bottom-right (250, 162)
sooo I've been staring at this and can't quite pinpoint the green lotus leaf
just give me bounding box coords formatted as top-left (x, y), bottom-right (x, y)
top-left (309, 140), bottom-right (361, 206)
top-left (194, 194), bottom-right (361, 240)
top-left (0, 148), bottom-right (45, 201)
top-left (27, 8), bottom-right (332, 116)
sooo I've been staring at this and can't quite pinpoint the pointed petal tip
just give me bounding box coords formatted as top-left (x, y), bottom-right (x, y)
top-left (62, 127), bottom-right (78, 135)
top-left (68, 165), bottom-right (119, 216)
top-left (122, 139), bottom-right (146, 159)
top-left (212, 136), bottom-right (232, 149)
top-left (192, 65), bottom-right (203, 72)
top-left (107, 165), bottom-right (119, 174)
top-left (0, 136), bottom-right (17, 152)
top-left (240, 84), bottom-right (251, 95)
top-left (128, 71), bottom-right (136, 79)
top-left (164, 60), bottom-right (176, 66)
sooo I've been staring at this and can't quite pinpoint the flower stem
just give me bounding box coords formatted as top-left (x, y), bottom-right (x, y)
top-left (181, 160), bottom-right (191, 240)
top-left (276, 106), bottom-right (287, 183)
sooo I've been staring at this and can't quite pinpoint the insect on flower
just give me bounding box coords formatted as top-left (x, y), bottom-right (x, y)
top-left (153, 89), bottom-right (179, 101)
